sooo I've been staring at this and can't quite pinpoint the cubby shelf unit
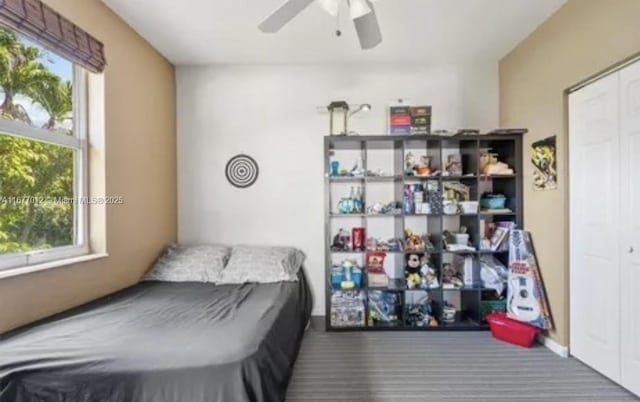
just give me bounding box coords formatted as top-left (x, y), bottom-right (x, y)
top-left (324, 132), bottom-right (525, 331)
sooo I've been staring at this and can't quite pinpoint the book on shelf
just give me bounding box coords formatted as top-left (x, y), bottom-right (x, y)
top-left (389, 105), bottom-right (411, 135)
top-left (410, 106), bottom-right (431, 135)
top-left (489, 222), bottom-right (516, 251)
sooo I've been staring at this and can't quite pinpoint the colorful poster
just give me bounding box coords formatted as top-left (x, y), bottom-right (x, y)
top-left (531, 136), bottom-right (557, 191)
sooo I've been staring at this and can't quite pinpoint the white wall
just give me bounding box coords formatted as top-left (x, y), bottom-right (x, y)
top-left (177, 64), bottom-right (499, 315)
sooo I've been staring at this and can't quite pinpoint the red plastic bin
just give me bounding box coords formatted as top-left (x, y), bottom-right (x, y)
top-left (486, 312), bottom-right (542, 348)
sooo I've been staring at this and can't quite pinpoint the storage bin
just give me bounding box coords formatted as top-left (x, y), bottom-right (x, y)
top-left (459, 201), bottom-right (479, 214)
top-left (481, 299), bottom-right (507, 322)
top-left (486, 312), bottom-right (541, 348)
top-left (480, 195), bottom-right (506, 209)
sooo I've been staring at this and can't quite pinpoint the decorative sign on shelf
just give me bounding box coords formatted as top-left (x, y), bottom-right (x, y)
top-left (225, 154), bottom-right (259, 188)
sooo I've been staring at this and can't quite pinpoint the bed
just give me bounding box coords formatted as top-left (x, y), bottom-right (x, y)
top-left (0, 270), bottom-right (312, 402)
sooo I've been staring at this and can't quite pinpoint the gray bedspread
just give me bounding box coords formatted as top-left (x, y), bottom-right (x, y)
top-left (0, 271), bottom-right (312, 402)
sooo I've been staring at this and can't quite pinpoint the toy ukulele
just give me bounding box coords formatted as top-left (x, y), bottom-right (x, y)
top-left (507, 230), bottom-right (552, 330)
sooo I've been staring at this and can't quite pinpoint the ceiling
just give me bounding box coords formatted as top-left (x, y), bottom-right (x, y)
top-left (102, 0), bottom-right (567, 65)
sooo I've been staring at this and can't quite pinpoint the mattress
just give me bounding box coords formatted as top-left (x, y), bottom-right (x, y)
top-left (0, 270), bottom-right (312, 402)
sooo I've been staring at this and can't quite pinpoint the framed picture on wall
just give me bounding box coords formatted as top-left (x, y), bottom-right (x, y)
top-left (531, 136), bottom-right (557, 191)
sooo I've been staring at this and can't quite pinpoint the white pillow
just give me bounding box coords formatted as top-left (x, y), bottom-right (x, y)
top-left (142, 244), bottom-right (231, 283)
top-left (218, 245), bottom-right (305, 284)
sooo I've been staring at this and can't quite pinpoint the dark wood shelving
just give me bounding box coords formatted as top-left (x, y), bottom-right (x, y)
top-left (328, 176), bottom-right (365, 182)
top-left (365, 175), bottom-right (404, 182)
top-left (367, 278), bottom-right (407, 291)
top-left (442, 175), bottom-right (478, 180)
top-left (325, 132), bottom-right (525, 331)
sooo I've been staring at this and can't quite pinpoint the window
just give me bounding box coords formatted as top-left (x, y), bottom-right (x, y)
top-left (0, 27), bottom-right (88, 270)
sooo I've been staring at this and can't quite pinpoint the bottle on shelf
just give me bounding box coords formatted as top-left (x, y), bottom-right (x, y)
top-left (349, 186), bottom-right (364, 213)
top-left (403, 185), bottom-right (415, 214)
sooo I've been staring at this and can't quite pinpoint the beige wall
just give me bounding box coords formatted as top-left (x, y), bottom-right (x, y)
top-left (0, 0), bottom-right (176, 332)
top-left (500, 0), bottom-right (640, 346)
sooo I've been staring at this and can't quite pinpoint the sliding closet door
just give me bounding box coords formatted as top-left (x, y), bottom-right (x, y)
top-left (619, 60), bottom-right (640, 396)
top-left (569, 72), bottom-right (621, 382)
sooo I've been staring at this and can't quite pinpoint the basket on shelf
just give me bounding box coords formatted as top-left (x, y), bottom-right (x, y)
top-left (480, 194), bottom-right (506, 210)
top-left (481, 299), bottom-right (507, 322)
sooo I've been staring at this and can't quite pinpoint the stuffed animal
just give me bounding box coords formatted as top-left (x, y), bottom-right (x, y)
top-left (404, 253), bottom-right (422, 289)
top-left (404, 229), bottom-right (426, 252)
top-left (443, 263), bottom-right (464, 288)
top-left (420, 255), bottom-right (440, 289)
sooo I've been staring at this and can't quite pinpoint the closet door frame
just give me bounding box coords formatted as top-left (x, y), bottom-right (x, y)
top-left (619, 60), bottom-right (640, 397)
top-left (568, 71), bottom-right (621, 382)
top-left (568, 55), bottom-right (640, 397)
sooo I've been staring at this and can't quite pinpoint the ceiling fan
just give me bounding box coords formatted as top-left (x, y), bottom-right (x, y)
top-left (258, 0), bottom-right (382, 50)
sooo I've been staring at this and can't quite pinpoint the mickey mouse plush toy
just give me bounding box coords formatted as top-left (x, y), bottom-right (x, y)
top-left (405, 253), bottom-right (422, 289)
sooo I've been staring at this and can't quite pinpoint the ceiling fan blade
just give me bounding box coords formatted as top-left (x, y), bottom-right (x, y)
top-left (258, 0), bottom-right (316, 33)
top-left (317, 0), bottom-right (340, 16)
top-left (353, 1), bottom-right (382, 49)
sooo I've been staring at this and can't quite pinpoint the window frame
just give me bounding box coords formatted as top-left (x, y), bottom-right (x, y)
top-left (0, 65), bottom-right (90, 271)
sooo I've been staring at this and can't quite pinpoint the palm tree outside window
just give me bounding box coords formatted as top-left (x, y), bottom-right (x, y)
top-left (0, 27), bottom-right (89, 271)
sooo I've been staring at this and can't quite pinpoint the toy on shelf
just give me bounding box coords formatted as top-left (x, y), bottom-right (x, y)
top-left (404, 253), bottom-right (440, 290)
top-left (331, 290), bottom-right (366, 327)
top-left (404, 253), bottom-right (422, 289)
top-left (480, 152), bottom-right (514, 176)
top-left (366, 168), bottom-right (392, 177)
top-left (329, 156), bottom-right (365, 177)
top-left (331, 259), bottom-right (364, 290)
top-left (443, 229), bottom-right (475, 252)
top-left (350, 160), bottom-right (365, 177)
top-left (421, 255), bottom-right (440, 289)
top-left (367, 201), bottom-right (402, 215)
top-left (443, 181), bottom-right (470, 202)
top-left (444, 154), bottom-right (463, 176)
top-left (442, 262), bottom-right (464, 289)
top-left (404, 229), bottom-right (435, 253)
top-left (331, 160), bottom-right (340, 176)
top-left (366, 251), bottom-right (388, 287)
top-left (405, 152), bottom-right (438, 177)
top-left (442, 303), bottom-right (457, 324)
top-left (405, 294), bottom-right (439, 327)
top-left (366, 237), bottom-right (403, 252)
top-left (331, 228), bottom-right (351, 251)
top-left (368, 291), bottom-right (401, 326)
top-left (336, 186), bottom-right (364, 214)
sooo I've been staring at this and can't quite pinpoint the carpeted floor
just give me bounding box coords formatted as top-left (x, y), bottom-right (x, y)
top-left (286, 328), bottom-right (638, 401)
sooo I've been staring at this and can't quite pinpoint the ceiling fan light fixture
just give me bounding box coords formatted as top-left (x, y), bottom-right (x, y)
top-left (318, 0), bottom-right (340, 16)
top-left (348, 0), bottom-right (372, 20)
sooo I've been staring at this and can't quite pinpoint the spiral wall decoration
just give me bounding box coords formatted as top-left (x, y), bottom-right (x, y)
top-left (225, 154), bottom-right (259, 188)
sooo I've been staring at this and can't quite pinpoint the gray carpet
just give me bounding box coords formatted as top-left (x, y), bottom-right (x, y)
top-left (287, 329), bottom-right (638, 401)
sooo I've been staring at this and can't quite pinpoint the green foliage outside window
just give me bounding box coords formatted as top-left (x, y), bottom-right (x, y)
top-left (0, 28), bottom-right (75, 254)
